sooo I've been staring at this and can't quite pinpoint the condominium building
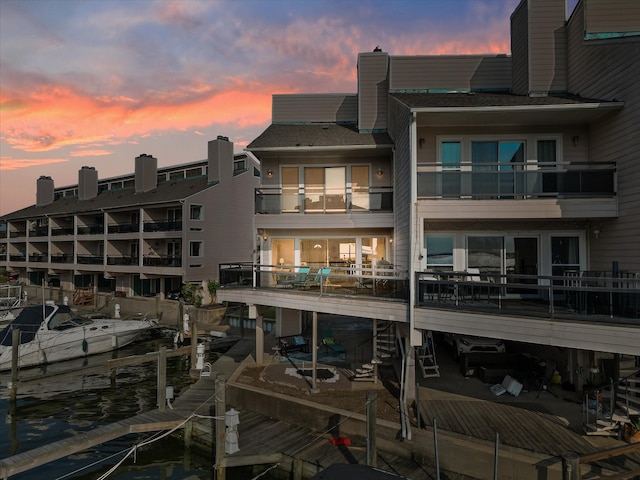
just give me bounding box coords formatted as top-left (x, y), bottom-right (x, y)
top-left (218, 0), bottom-right (639, 413)
top-left (0, 136), bottom-right (259, 297)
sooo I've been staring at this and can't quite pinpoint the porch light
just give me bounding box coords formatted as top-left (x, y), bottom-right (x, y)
top-left (376, 168), bottom-right (383, 177)
top-left (266, 169), bottom-right (273, 177)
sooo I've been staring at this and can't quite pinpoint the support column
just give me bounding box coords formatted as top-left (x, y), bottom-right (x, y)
top-left (311, 311), bottom-right (318, 392)
top-left (256, 312), bottom-right (264, 365)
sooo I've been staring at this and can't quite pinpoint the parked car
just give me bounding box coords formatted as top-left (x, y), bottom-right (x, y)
top-left (166, 289), bottom-right (184, 301)
top-left (444, 334), bottom-right (506, 358)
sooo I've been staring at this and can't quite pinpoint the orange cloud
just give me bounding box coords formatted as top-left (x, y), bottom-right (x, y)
top-left (0, 156), bottom-right (68, 171)
top-left (69, 149), bottom-right (111, 157)
top-left (1, 82), bottom-right (275, 154)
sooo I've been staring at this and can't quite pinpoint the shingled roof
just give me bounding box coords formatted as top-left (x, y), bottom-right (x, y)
top-left (390, 91), bottom-right (612, 109)
top-left (247, 124), bottom-right (393, 150)
top-left (1, 176), bottom-right (214, 221)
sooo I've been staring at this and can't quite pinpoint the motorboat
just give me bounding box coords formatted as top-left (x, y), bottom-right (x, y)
top-left (0, 302), bottom-right (157, 371)
top-left (0, 284), bottom-right (23, 325)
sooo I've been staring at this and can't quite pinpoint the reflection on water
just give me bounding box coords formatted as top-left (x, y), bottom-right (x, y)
top-left (0, 329), bottom-right (214, 479)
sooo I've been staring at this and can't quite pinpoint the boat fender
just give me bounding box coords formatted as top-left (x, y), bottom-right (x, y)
top-left (38, 348), bottom-right (46, 364)
top-left (82, 338), bottom-right (88, 353)
top-left (111, 335), bottom-right (117, 348)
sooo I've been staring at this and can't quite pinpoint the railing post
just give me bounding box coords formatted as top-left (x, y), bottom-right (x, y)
top-left (561, 452), bottom-right (580, 480)
top-left (366, 391), bottom-right (377, 467)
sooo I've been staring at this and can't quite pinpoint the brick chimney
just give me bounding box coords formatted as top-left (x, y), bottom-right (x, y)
top-left (135, 154), bottom-right (157, 193)
top-left (208, 136), bottom-right (233, 184)
top-left (78, 166), bottom-right (98, 201)
top-left (36, 176), bottom-right (55, 207)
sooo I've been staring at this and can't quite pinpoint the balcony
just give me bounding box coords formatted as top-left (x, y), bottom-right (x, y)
top-left (108, 223), bottom-right (140, 234)
top-left (77, 254), bottom-right (104, 265)
top-left (77, 224), bottom-right (104, 235)
top-left (51, 254), bottom-right (73, 263)
top-left (143, 255), bottom-right (182, 267)
top-left (417, 162), bottom-right (615, 199)
top-left (29, 227), bottom-right (49, 237)
top-left (107, 255), bottom-right (139, 266)
top-left (416, 270), bottom-right (639, 322)
top-left (255, 187), bottom-right (393, 214)
top-left (219, 263), bottom-right (409, 300)
top-left (9, 254), bottom-right (26, 262)
top-left (28, 254), bottom-right (48, 262)
top-left (51, 227), bottom-right (74, 236)
top-left (9, 231), bottom-right (27, 239)
top-left (143, 220), bottom-right (182, 232)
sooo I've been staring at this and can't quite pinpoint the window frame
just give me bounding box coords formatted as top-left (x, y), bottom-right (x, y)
top-left (189, 204), bottom-right (203, 221)
top-left (189, 241), bottom-right (203, 258)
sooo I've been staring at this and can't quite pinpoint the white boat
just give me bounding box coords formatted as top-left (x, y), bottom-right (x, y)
top-left (0, 302), bottom-right (156, 371)
top-left (0, 284), bottom-right (23, 325)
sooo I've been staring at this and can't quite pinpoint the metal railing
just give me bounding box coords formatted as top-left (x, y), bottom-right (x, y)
top-left (417, 161), bottom-right (615, 199)
top-left (50, 254), bottom-right (73, 263)
top-left (107, 223), bottom-right (140, 234)
top-left (255, 186), bottom-right (393, 214)
top-left (416, 270), bottom-right (639, 321)
top-left (51, 227), bottom-right (74, 236)
top-left (77, 224), bottom-right (104, 235)
top-left (219, 263), bottom-right (409, 300)
top-left (106, 255), bottom-right (139, 266)
top-left (77, 254), bottom-right (104, 265)
top-left (143, 220), bottom-right (182, 232)
top-left (143, 255), bottom-right (182, 267)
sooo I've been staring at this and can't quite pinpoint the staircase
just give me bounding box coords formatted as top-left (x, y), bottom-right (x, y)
top-left (584, 355), bottom-right (640, 437)
top-left (73, 286), bottom-right (95, 306)
top-left (417, 330), bottom-right (440, 378)
top-left (353, 320), bottom-right (396, 382)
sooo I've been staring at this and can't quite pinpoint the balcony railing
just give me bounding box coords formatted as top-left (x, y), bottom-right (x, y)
top-left (9, 231), bottom-right (26, 238)
top-left (77, 224), bottom-right (104, 235)
top-left (77, 254), bottom-right (104, 265)
top-left (255, 187), bottom-right (393, 214)
top-left (417, 162), bottom-right (615, 199)
top-left (219, 263), bottom-right (409, 300)
top-left (143, 221), bottom-right (182, 232)
top-left (107, 223), bottom-right (140, 234)
top-left (29, 227), bottom-right (49, 237)
top-left (51, 227), bottom-right (74, 236)
top-left (9, 255), bottom-right (26, 262)
top-left (28, 254), bottom-right (47, 262)
top-left (416, 270), bottom-right (639, 321)
top-left (107, 255), bottom-right (139, 266)
top-left (51, 254), bottom-right (73, 263)
top-left (143, 255), bottom-right (182, 267)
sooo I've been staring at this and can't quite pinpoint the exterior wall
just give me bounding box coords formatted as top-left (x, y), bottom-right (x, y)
top-left (387, 97), bottom-right (413, 272)
top-left (36, 176), bottom-right (54, 207)
top-left (390, 56), bottom-right (511, 92)
top-left (272, 94), bottom-right (357, 124)
top-left (511, 1), bottom-right (529, 95)
top-left (134, 154), bottom-right (157, 193)
top-left (584, 0), bottom-right (640, 35)
top-left (567, 1), bottom-right (640, 271)
top-left (358, 52), bottom-right (389, 131)
top-left (78, 167), bottom-right (98, 201)
top-left (527, 0), bottom-right (567, 94)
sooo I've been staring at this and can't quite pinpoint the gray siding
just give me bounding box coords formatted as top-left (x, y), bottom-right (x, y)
top-left (568, 1), bottom-right (640, 271)
top-left (528, 0), bottom-right (567, 94)
top-left (387, 97), bottom-right (412, 271)
top-left (272, 94), bottom-right (357, 124)
top-left (584, 0), bottom-right (640, 34)
top-left (358, 52), bottom-right (389, 131)
top-left (510, 0), bottom-right (529, 95)
top-left (390, 56), bottom-right (511, 92)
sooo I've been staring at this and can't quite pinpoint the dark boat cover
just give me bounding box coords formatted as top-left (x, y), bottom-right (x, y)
top-left (0, 305), bottom-right (63, 346)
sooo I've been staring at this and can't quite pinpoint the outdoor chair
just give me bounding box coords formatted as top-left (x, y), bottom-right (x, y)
top-left (276, 267), bottom-right (310, 287)
top-left (293, 267), bottom-right (331, 289)
top-left (321, 329), bottom-right (346, 354)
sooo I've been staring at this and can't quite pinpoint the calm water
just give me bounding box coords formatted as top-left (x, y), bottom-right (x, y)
top-left (0, 329), bottom-right (216, 480)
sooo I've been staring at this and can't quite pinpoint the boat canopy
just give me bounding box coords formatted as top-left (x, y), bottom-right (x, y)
top-left (0, 305), bottom-right (62, 346)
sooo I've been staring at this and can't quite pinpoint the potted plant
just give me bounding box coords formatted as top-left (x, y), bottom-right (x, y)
top-left (624, 417), bottom-right (640, 443)
top-left (206, 279), bottom-right (220, 305)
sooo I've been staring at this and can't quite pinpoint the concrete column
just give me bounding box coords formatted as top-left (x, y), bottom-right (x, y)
top-left (256, 312), bottom-right (264, 365)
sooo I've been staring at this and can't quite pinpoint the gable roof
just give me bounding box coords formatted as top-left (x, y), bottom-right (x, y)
top-left (1, 176), bottom-right (214, 221)
top-left (247, 123), bottom-right (393, 151)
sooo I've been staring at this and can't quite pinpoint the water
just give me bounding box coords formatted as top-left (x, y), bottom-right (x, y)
top-left (0, 329), bottom-right (214, 480)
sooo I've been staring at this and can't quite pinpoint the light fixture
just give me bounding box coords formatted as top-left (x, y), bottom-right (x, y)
top-left (572, 136), bottom-right (580, 147)
top-left (266, 169), bottom-right (273, 177)
top-left (376, 168), bottom-right (383, 177)
top-left (593, 228), bottom-right (600, 240)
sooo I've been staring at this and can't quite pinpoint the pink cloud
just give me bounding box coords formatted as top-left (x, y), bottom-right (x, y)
top-left (0, 156), bottom-right (68, 171)
top-left (69, 149), bottom-right (111, 157)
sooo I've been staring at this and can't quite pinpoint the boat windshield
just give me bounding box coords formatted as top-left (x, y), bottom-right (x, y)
top-left (49, 312), bottom-right (94, 331)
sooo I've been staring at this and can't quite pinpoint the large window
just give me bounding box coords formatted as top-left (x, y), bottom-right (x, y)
top-left (551, 236), bottom-right (580, 278)
top-left (425, 236), bottom-right (454, 271)
top-left (304, 167), bottom-right (346, 213)
top-left (189, 241), bottom-right (202, 257)
top-left (189, 205), bottom-right (202, 221)
top-left (471, 140), bottom-right (525, 197)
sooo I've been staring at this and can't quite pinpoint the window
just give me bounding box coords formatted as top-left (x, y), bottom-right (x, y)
top-left (537, 140), bottom-right (557, 168)
top-left (170, 171), bottom-right (185, 181)
top-left (190, 205), bottom-right (202, 220)
top-left (189, 241), bottom-right (202, 257)
top-left (425, 236), bottom-right (454, 271)
top-left (186, 167), bottom-right (202, 178)
top-left (551, 236), bottom-right (580, 278)
top-left (471, 140), bottom-right (525, 198)
top-left (233, 159), bottom-right (246, 173)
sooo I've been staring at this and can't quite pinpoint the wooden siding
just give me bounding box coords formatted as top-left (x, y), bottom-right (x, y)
top-left (584, 0), bottom-right (640, 34)
top-left (390, 56), bottom-right (511, 92)
top-left (414, 308), bottom-right (640, 356)
top-left (272, 94), bottom-right (357, 124)
top-left (528, 0), bottom-right (568, 94)
top-left (387, 98), bottom-right (412, 272)
top-left (357, 52), bottom-right (389, 131)
top-left (510, 0), bottom-right (530, 95)
top-left (417, 198), bottom-right (617, 220)
top-left (255, 213), bottom-right (394, 230)
top-left (567, 1), bottom-right (640, 271)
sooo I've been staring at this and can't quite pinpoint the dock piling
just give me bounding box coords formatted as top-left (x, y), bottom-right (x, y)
top-left (366, 390), bottom-right (377, 467)
top-left (158, 346), bottom-right (167, 412)
top-left (215, 374), bottom-right (227, 480)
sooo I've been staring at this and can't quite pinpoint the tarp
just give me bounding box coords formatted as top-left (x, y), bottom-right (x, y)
top-left (0, 305), bottom-right (59, 346)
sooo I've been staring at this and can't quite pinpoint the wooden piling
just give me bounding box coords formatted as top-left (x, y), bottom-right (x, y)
top-left (190, 321), bottom-right (198, 367)
top-left (366, 390), bottom-right (377, 467)
top-left (158, 346), bottom-right (167, 412)
top-left (215, 374), bottom-right (226, 480)
top-left (10, 329), bottom-right (20, 401)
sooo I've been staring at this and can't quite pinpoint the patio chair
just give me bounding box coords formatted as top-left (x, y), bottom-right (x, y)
top-left (321, 329), bottom-right (346, 354)
top-left (293, 267), bottom-right (331, 288)
top-left (276, 267), bottom-right (310, 287)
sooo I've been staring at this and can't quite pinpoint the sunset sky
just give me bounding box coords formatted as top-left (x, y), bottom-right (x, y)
top-left (0, 0), bottom-right (578, 215)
